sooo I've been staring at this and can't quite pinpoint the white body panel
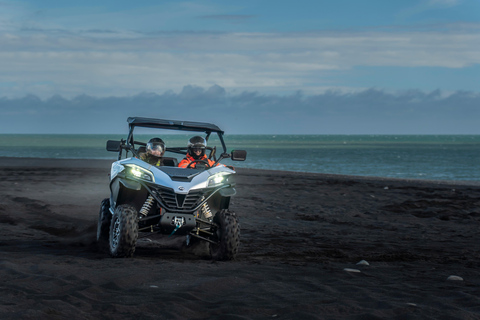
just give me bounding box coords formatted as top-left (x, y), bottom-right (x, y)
top-left (110, 157), bottom-right (235, 194)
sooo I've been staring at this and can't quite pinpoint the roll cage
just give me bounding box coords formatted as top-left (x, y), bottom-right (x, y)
top-left (107, 117), bottom-right (233, 165)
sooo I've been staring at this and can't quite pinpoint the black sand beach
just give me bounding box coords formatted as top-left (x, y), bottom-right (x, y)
top-left (0, 157), bottom-right (479, 319)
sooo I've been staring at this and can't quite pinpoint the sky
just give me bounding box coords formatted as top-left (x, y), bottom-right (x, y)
top-left (0, 0), bottom-right (479, 134)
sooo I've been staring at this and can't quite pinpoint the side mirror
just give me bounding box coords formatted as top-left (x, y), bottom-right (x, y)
top-left (231, 150), bottom-right (247, 161)
top-left (106, 140), bottom-right (121, 152)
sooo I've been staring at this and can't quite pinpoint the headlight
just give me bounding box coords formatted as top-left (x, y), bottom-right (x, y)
top-left (208, 172), bottom-right (232, 187)
top-left (125, 165), bottom-right (154, 182)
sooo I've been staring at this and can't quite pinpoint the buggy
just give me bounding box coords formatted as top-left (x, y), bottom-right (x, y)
top-left (97, 117), bottom-right (246, 260)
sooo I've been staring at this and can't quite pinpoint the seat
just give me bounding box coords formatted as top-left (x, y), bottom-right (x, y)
top-left (137, 146), bottom-right (146, 155)
top-left (162, 157), bottom-right (178, 167)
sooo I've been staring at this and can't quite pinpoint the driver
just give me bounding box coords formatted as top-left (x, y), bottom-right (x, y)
top-left (140, 137), bottom-right (166, 166)
top-left (178, 136), bottom-right (216, 168)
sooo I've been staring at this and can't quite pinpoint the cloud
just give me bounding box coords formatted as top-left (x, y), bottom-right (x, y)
top-left (0, 86), bottom-right (478, 134)
top-left (0, 2), bottom-right (478, 101)
top-left (1, 23), bottom-right (479, 99)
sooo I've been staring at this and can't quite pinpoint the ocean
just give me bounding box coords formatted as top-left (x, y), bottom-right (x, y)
top-left (0, 134), bottom-right (478, 181)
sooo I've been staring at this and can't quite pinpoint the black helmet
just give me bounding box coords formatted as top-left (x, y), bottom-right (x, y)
top-left (187, 136), bottom-right (206, 159)
top-left (146, 137), bottom-right (165, 158)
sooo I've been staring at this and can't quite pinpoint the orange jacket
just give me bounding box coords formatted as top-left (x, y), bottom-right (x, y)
top-left (178, 154), bottom-right (216, 168)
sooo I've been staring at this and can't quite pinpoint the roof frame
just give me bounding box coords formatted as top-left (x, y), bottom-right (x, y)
top-left (125, 117), bottom-right (228, 156)
top-left (127, 117), bottom-right (224, 134)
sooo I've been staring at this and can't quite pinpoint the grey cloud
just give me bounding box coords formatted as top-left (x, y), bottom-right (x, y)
top-left (0, 86), bottom-right (478, 134)
top-left (2, 23), bottom-right (480, 100)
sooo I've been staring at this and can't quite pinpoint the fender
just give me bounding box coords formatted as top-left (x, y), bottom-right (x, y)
top-left (219, 187), bottom-right (236, 197)
top-left (119, 178), bottom-right (142, 191)
top-left (110, 176), bottom-right (142, 194)
top-left (110, 177), bottom-right (143, 210)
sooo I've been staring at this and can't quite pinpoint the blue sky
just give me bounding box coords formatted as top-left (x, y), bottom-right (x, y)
top-left (0, 0), bottom-right (479, 134)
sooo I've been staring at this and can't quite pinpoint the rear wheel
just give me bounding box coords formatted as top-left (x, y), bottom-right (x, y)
top-left (97, 198), bottom-right (111, 244)
top-left (209, 210), bottom-right (240, 261)
top-left (109, 204), bottom-right (139, 258)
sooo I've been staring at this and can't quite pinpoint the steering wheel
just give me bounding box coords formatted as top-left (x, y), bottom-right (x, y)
top-left (186, 160), bottom-right (211, 169)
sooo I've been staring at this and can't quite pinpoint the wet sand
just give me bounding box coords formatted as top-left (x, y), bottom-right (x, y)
top-left (0, 157), bottom-right (479, 319)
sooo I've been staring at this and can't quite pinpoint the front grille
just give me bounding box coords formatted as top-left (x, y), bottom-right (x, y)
top-left (152, 187), bottom-right (204, 211)
top-left (154, 187), bottom-right (177, 208)
top-left (182, 190), bottom-right (204, 209)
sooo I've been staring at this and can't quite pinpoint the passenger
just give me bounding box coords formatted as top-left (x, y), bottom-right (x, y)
top-left (140, 137), bottom-right (165, 166)
top-left (178, 136), bottom-right (217, 168)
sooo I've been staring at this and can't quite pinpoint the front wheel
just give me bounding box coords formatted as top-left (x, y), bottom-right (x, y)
top-left (97, 198), bottom-right (111, 244)
top-left (109, 204), bottom-right (139, 258)
top-left (209, 210), bottom-right (240, 261)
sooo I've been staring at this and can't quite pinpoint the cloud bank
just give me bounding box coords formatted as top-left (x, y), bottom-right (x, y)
top-left (1, 22), bottom-right (479, 98)
top-left (0, 2), bottom-right (478, 135)
top-left (0, 86), bottom-right (478, 134)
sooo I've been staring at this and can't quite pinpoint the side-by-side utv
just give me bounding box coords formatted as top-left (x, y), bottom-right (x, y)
top-left (97, 117), bottom-right (246, 260)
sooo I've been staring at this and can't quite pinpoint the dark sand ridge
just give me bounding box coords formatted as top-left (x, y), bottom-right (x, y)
top-left (0, 157), bottom-right (479, 319)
